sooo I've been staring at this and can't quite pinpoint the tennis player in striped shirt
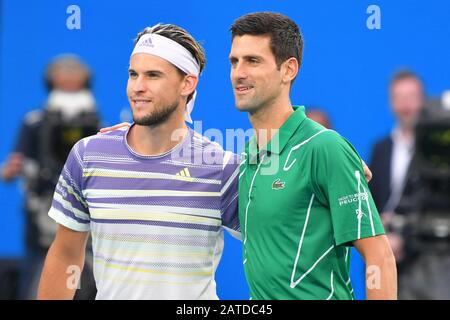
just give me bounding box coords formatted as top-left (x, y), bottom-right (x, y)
top-left (38, 23), bottom-right (241, 300)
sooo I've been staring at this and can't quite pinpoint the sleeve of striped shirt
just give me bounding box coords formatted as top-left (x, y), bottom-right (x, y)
top-left (48, 139), bottom-right (91, 232)
top-left (220, 151), bottom-right (241, 239)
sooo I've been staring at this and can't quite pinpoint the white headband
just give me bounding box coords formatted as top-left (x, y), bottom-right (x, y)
top-left (131, 33), bottom-right (200, 123)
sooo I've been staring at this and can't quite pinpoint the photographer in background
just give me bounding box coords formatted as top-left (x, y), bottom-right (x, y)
top-left (1, 54), bottom-right (99, 299)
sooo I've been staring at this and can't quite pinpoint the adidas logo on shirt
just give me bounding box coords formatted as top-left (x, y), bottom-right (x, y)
top-left (176, 168), bottom-right (191, 177)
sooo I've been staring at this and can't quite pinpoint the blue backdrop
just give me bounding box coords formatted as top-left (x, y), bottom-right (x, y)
top-left (1, 0), bottom-right (450, 299)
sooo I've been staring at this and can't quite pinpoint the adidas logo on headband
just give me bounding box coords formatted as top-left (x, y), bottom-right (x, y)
top-left (138, 37), bottom-right (154, 48)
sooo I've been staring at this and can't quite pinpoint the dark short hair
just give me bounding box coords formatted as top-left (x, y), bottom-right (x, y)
top-left (230, 12), bottom-right (303, 72)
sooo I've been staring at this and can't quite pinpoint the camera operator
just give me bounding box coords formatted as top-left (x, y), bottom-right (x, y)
top-left (1, 54), bottom-right (99, 299)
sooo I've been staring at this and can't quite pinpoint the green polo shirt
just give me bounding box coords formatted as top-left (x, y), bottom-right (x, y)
top-left (238, 106), bottom-right (385, 300)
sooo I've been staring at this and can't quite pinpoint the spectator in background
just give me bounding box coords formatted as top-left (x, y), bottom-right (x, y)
top-left (368, 70), bottom-right (425, 266)
top-left (0, 54), bottom-right (99, 299)
top-left (306, 107), bottom-right (332, 129)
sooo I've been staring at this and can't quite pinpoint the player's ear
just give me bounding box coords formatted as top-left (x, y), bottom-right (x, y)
top-left (181, 74), bottom-right (198, 98)
top-left (281, 57), bottom-right (299, 84)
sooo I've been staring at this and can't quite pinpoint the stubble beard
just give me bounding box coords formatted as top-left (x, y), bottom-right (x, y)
top-left (133, 99), bottom-right (180, 127)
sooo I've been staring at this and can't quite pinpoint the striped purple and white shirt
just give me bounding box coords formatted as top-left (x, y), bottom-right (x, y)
top-left (48, 125), bottom-right (240, 299)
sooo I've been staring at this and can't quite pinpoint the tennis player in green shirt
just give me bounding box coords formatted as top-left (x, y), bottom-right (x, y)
top-left (229, 12), bottom-right (397, 300)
